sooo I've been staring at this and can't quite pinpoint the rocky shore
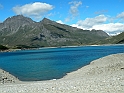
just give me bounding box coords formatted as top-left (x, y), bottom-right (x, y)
top-left (0, 69), bottom-right (19, 84)
top-left (0, 53), bottom-right (124, 93)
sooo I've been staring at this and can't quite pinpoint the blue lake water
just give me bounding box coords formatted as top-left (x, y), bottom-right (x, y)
top-left (0, 45), bottom-right (124, 81)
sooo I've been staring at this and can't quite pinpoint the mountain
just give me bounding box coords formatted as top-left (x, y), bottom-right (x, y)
top-left (0, 15), bottom-right (109, 48)
top-left (95, 32), bottom-right (124, 44)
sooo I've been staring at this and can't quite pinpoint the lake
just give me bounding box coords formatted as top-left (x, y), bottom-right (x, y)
top-left (0, 45), bottom-right (124, 81)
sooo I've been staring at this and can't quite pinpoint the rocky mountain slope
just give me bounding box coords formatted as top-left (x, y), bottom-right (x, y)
top-left (95, 32), bottom-right (124, 44)
top-left (0, 15), bottom-right (109, 48)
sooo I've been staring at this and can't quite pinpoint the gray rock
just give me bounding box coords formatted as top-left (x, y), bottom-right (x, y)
top-left (0, 69), bottom-right (19, 84)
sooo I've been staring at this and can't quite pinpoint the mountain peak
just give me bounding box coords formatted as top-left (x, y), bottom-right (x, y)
top-left (0, 15), bottom-right (112, 47)
top-left (41, 18), bottom-right (55, 24)
top-left (4, 15), bottom-right (34, 24)
top-left (1, 15), bottom-right (35, 35)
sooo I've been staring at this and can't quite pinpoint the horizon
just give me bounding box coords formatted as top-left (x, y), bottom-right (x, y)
top-left (0, 0), bottom-right (124, 35)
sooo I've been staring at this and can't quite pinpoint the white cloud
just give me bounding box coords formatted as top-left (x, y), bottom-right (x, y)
top-left (92, 23), bottom-right (124, 35)
top-left (0, 4), bottom-right (3, 9)
top-left (64, 1), bottom-right (82, 22)
top-left (71, 15), bottom-right (124, 36)
top-left (116, 11), bottom-right (124, 22)
top-left (56, 20), bottom-right (64, 24)
top-left (76, 15), bottom-right (107, 29)
top-left (46, 13), bottom-right (54, 17)
top-left (71, 24), bottom-right (83, 29)
top-left (69, 1), bottom-right (82, 17)
top-left (117, 11), bottom-right (124, 19)
top-left (13, 2), bottom-right (54, 19)
top-left (94, 10), bottom-right (108, 15)
top-left (64, 17), bottom-right (71, 22)
top-left (86, 6), bottom-right (89, 8)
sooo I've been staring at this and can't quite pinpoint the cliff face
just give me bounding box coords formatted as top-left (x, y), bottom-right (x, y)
top-left (0, 15), bottom-right (109, 48)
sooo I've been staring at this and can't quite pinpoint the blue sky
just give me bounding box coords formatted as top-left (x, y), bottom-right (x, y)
top-left (0, 0), bottom-right (124, 35)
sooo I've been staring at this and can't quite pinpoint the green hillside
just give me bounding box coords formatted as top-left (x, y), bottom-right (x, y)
top-left (0, 15), bottom-right (110, 48)
top-left (95, 32), bottom-right (124, 44)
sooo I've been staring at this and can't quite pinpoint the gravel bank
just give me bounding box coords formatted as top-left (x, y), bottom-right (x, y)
top-left (0, 53), bottom-right (124, 93)
top-left (0, 69), bottom-right (19, 84)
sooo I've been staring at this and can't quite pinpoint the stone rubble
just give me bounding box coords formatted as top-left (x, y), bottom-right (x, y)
top-left (0, 53), bottom-right (124, 93)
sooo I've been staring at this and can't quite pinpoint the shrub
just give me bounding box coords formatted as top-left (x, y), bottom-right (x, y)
top-left (0, 45), bottom-right (8, 50)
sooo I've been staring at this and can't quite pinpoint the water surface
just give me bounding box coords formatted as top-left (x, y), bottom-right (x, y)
top-left (0, 45), bottom-right (124, 81)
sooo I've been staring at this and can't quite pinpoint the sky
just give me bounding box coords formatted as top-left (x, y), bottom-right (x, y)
top-left (0, 0), bottom-right (124, 36)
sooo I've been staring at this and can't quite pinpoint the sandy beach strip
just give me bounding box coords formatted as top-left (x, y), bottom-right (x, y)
top-left (0, 53), bottom-right (124, 93)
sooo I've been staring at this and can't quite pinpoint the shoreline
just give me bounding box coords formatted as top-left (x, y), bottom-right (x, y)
top-left (0, 69), bottom-right (20, 84)
top-left (0, 44), bottom-right (124, 53)
top-left (0, 53), bottom-right (124, 93)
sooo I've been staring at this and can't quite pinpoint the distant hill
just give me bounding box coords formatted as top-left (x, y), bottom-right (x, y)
top-left (0, 15), bottom-right (110, 48)
top-left (95, 32), bottom-right (124, 44)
